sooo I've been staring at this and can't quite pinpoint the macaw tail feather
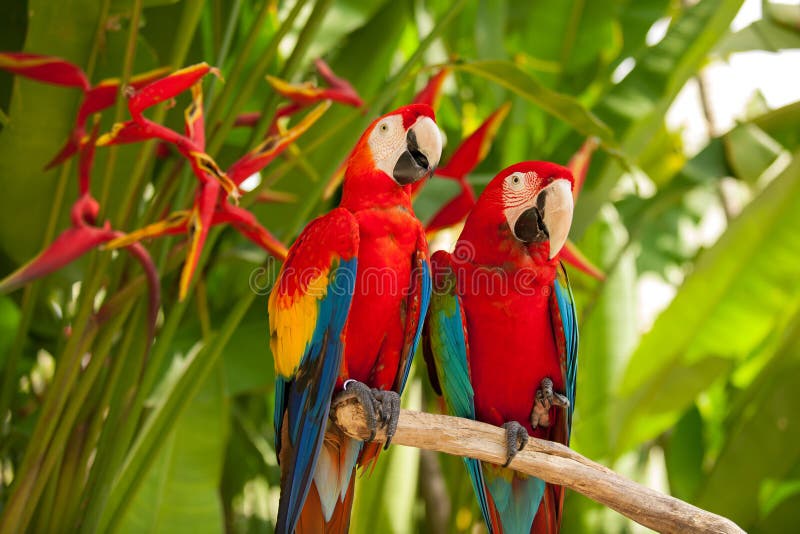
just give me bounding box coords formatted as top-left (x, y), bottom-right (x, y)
top-left (531, 483), bottom-right (564, 534)
top-left (296, 476), bottom-right (356, 534)
top-left (483, 464), bottom-right (546, 534)
top-left (290, 426), bottom-right (360, 534)
top-left (357, 440), bottom-right (384, 473)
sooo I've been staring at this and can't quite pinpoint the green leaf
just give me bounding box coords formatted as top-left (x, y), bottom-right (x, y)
top-left (637, 121), bottom-right (686, 187)
top-left (570, 206), bottom-right (639, 459)
top-left (715, 17), bottom-right (800, 56)
top-left (452, 59), bottom-right (616, 146)
top-left (573, 0), bottom-right (745, 236)
top-left (616, 0), bottom-right (672, 59)
top-left (753, 100), bottom-right (800, 151)
top-left (507, 0), bottom-right (617, 74)
top-left (119, 362), bottom-right (228, 533)
top-left (221, 314), bottom-right (274, 396)
top-left (693, 318), bottom-right (800, 528)
top-left (0, 0), bottom-right (103, 264)
top-left (112, 0), bottom-right (180, 10)
top-left (616, 151), bottom-right (800, 450)
top-left (755, 471), bottom-right (800, 533)
top-left (0, 0), bottom-right (28, 112)
top-left (0, 296), bottom-right (20, 369)
top-left (100, 294), bottom-right (254, 533)
top-left (308, 0), bottom-right (391, 60)
top-left (664, 405), bottom-right (705, 501)
top-left (724, 122), bottom-right (785, 183)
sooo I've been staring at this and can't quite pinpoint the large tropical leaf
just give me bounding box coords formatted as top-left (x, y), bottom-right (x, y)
top-left (0, 0), bottom-right (103, 264)
top-left (570, 206), bottom-right (639, 460)
top-left (572, 0), bottom-right (745, 236)
top-left (693, 314), bottom-right (800, 529)
top-left (616, 150), bottom-right (800, 451)
top-left (452, 59), bottom-right (617, 146)
top-left (119, 363), bottom-right (228, 533)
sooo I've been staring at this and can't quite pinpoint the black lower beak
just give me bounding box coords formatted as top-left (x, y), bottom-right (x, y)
top-left (513, 206), bottom-right (549, 244)
top-left (393, 129), bottom-right (431, 185)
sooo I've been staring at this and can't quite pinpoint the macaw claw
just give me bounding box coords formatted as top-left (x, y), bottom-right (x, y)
top-left (341, 380), bottom-right (401, 449)
top-left (502, 421), bottom-right (529, 467)
top-left (530, 377), bottom-right (570, 429)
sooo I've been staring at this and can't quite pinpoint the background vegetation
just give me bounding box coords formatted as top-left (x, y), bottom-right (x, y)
top-left (1, 0), bottom-right (799, 532)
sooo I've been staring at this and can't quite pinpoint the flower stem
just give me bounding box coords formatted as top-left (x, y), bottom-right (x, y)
top-left (97, 0), bottom-right (143, 213)
top-left (247, 0), bottom-right (333, 146)
top-left (207, 0), bottom-right (309, 156)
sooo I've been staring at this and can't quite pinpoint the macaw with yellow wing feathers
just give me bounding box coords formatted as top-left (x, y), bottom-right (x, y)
top-left (423, 161), bottom-right (578, 534)
top-left (268, 104), bottom-right (442, 533)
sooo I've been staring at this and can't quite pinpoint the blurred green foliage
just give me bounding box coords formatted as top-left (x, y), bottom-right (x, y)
top-left (1, 0), bottom-right (799, 532)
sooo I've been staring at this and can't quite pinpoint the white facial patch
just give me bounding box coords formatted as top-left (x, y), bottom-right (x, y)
top-left (367, 115), bottom-right (407, 179)
top-left (502, 171), bottom-right (541, 228)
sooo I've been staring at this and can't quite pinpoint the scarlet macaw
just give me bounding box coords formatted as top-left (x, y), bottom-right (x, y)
top-left (423, 161), bottom-right (578, 534)
top-left (268, 104), bottom-right (442, 533)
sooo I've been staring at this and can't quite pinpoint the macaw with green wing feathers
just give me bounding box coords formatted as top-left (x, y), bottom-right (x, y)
top-left (268, 104), bottom-right (442, 533)
top-left (422, 161), bottom-right (578, 534)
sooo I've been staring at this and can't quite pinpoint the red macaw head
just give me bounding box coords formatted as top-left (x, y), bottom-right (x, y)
top-left (461, 161), bottom-right (575, 264)
top-left (342, 104), bottom-right (442, 207)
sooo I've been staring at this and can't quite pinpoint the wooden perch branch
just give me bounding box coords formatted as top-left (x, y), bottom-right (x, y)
top-left (330, 394), bottom-right (744, 534)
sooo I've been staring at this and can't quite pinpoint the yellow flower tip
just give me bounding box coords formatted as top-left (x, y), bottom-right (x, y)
top-left (178, 276), bottom-right (190, 300)
top-left (265, 75), bottom-right (290, 91)
top-left (103, 235), bottom-right (135, 250)
top-left (96, 122), bottom-right (126, 146)
top-left (209, 66), bottom-right (224, 83)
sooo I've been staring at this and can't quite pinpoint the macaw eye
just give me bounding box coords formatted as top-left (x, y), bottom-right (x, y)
top-left (508, 173), bottom-right (525, 191)
top-left (379, 122), bottom-right (389, 133)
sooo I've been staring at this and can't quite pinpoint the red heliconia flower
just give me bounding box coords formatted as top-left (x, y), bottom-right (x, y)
top-left (97, 63), bottom-right (241, 201)
top-left (411, 68), bottom-right (450, 110)
top-left (233, 111), bottom-right (262, 128)
top-left (239, 58), bottom-right (363, 137)
top-left (103, 66), bottom-right (338, 299)
top-left (560, 241), bottom-right (605, 281)
top-left (213, 203), bottom-right (288, 260)
top-left (227, 101), bottom-right (330, 184)
top-left (567, 136), bottom-right (599, 201)
top-left (267, 58), bottom-right (363, 109)
top-left (433, 102), bottom-right (511, 182)
top-left (0, 52), bottom-right (169, 169)
top-left (0, 126), bottom-right (161, 331)
top-left (425, 185), bottom-right (475, 235)
top-left (421, 102), bottom-right (512, 232)
top-left (46, 67), bottom-right (170, 169)
top-left (105, 100), bottom-right (329, 296)
top-left (0, 52), bottom-right (90, 90)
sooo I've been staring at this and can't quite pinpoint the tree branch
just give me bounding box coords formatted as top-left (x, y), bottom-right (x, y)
top-left (330, 394), bottom-right (744, 534)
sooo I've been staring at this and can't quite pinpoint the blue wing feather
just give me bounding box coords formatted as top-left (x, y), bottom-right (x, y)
top-left (423, 252), bottom-right (493, 529)
top-left (553, 265), bottom-right (578, 435)
top-left (270, 208), bottom-right (359, 533)
top-left (275, 257), bottom-right (357, 531)
top-left (275, 257), bottom-right (358, 533)
top-left (396, 255), bottom-right (431, 394)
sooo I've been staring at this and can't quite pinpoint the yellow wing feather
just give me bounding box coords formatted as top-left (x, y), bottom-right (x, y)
top-left (269, 271), bottom-right (330, 378)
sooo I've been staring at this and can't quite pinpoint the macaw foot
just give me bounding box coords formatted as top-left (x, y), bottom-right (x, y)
top-left (502, 421), bottom-right (529, 467)
top-left (530, 377), bottom-right (570, 429)
top-left (341, 380), bottom-right (401, 449)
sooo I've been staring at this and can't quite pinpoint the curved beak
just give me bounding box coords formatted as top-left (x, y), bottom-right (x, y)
top-left (511, 179), bottom-right (573, 259)
top-left (393, 116), bottom-right (442, 185)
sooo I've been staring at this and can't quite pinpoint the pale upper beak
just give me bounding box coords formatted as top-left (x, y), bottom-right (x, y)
top-left (511, 178), bottom-right (574, 259)
top-left (392, 116), bottom-right (442, 185)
